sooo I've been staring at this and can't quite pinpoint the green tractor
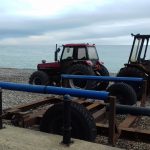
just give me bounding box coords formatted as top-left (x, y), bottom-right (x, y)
top-left (117, 34), bottom-right (150, 100)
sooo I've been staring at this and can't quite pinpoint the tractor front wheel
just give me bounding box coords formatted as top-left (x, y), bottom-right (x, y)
top-left (107, 83), bottom-right (137, 105)
top-left (117, 67), bottom-right (146, 100)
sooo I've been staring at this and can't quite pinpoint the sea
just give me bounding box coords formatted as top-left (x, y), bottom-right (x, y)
top-left (0, 45), bottom-right (131, 73)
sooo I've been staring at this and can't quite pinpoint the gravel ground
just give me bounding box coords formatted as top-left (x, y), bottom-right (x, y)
top-left (0, 68), bottom-right (49, 109)
top-left (0, 68), bottom-right (150, 150)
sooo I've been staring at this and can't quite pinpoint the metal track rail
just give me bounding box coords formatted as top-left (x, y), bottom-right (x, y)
top-left (2, 96), bottom-right (150, 144)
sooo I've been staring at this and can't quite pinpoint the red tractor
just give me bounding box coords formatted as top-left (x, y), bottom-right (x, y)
top-left (29, 43), bottom-right (109, 90)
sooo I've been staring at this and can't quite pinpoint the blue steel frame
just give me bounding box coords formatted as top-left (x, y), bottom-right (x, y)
top-left (0, 82), bottom-right (109, 101)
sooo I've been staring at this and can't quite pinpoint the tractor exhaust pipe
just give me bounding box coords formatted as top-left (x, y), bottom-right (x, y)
top-left (55, 44), bottom-right (61, 61)
top-left (55, 44), bottom-right (58, 61)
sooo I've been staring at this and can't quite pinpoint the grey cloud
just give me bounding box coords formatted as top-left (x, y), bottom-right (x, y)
top-left (48, 19), bottom-right (150, 42)
top-left (0, 0), bottom-right (150, 41)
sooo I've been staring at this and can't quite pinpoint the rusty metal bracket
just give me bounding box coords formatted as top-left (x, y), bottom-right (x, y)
top-left (108, 96), bottom-right (120, 146)
top-left (140, 80), bottom-right (147, 107)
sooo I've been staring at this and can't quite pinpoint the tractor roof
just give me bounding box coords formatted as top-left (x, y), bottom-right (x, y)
top-left (132, 33), bottom-right (150, 38)
top-left (64, 43), bottom-right (95, 47)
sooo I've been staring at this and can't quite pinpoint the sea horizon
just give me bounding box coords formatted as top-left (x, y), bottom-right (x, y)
top-left (0, 44), bottom-right (131, 73)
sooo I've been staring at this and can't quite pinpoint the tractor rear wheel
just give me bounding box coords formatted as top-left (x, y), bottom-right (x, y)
top-left (95, 65), bottom-right (109, 90)
top-left (63, 64), bottom-right (96, 89)
top-left (107, 83), bottom-right (137, 105)
top-left (117, 67), bottom-right (146, 100)
top-left (40, 102), bottom-right (97, 141)
top-left (29, 71), bottom-right (49, 85)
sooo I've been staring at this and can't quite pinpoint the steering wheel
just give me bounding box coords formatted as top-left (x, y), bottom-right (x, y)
top-left (66, 57), bottom-right (73, 60)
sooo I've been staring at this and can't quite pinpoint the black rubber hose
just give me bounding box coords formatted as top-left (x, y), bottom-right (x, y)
top-left (106, 104), bottom-right (150, 116)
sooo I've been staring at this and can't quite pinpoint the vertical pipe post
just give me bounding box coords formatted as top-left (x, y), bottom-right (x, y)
top-left (0, 88), bottom-right (2, 129)
top-left (62, 95), bottom-right (72, 146)
top-left (108, 96), bottom-right (116, 146)
top-left (140, 80), bottom-right (147, 107)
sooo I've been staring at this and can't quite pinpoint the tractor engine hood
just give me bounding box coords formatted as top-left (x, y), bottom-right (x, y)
top-left (37, 62), bottom-right (60, 70)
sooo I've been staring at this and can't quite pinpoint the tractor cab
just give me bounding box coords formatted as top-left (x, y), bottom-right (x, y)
top-left (128, 34), bottom-right (150, 73)
top-left (129, 34), bottom-right (150, 63)
top-left (59, 44), bottom-right (100, 71)
top-left (60, 44), bottom-right (99, 61)
top-left (55, 43), bottom-right (99, 63)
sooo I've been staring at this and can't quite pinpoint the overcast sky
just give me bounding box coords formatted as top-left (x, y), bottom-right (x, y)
top-left (0, 0), bottom-right (150, 45)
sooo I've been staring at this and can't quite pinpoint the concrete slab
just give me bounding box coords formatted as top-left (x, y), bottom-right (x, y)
top-left (0, 125), bottom-right (122, 150)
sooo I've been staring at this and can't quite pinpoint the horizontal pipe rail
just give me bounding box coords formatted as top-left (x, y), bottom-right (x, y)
top-left (0, 82), bottom-right (109, 100)
top-left (61, 74), bottom-right (143, 82)
top-left (107, 104), bottom-right (150, 116)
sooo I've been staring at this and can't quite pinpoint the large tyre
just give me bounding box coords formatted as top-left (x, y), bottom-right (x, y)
top-left (107, 83), bottom-right (137, 105)
top-left (40, 102), bottom-right (97, 141)
top-left (117, 67), bottom-right (145, 100)
top-left (29, 71), bottom-right (49, 85)
top-left (95, 65), bottom-right (109, 90)
top-left (63, 64), bottom-right (96, 89)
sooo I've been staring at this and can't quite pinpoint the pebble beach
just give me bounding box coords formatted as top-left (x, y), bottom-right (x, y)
top-left (0, 68), bottom-right (48, 109)
top-left (0, 68), bottom-right (150, 150)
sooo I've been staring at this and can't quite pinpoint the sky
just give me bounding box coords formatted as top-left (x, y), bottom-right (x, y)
top-left (0, 0), bottom-right (150, 45)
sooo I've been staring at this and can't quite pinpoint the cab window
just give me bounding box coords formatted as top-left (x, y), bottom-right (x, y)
top-left (77, 48), bottom-right (86, 59)
top-left (61, 47), bottom-right (73, 60)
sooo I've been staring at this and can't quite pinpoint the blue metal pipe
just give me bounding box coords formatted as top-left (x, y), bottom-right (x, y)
top-left (61, 74), bottom-right (143, 82)
top-left (0, 82), bottom-right (109, 100)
